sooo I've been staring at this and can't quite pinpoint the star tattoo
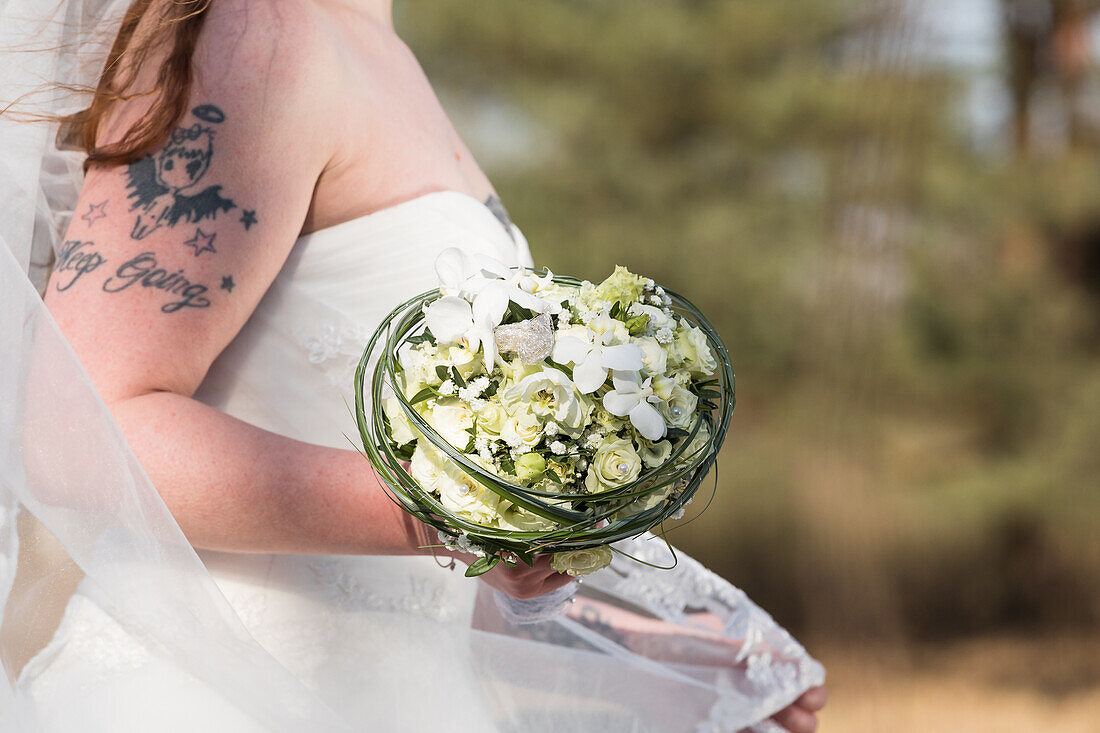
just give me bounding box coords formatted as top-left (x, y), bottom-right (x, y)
top-left (82, 201), bottom-right (108, 227)
top-left (239, 209), bottom-right (257, 230)
top-left (182, 228), bottom-right (217, 257)
top-left (220, 275), bottom-right (235, 292)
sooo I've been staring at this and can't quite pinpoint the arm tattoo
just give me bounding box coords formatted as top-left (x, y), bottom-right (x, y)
top-left (484, 195), bottom-right (516, 243)
top-left (81, 201), bottom-right (108, 227)
top-left (182, 228), bottom-right (217, 257)
top-left (102, 252), bottom-right (212, 313)
top-left (54, 240), bottom-right (106, 291)
top-left (574, 601), bottom-right (631, 646)
top-left (53, 239), bottom-right (225, 314)
top-left (124, 104), bottom-right (258, 240)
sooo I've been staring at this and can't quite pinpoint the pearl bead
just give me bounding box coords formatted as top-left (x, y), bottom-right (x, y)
top-left (671, 406), bottom-right (682, 417)
top-left (616, 462), bottom-right (630, 474)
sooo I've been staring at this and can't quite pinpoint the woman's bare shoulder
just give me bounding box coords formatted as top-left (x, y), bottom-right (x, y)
top-left (195, 0), bottom-right (344, 108)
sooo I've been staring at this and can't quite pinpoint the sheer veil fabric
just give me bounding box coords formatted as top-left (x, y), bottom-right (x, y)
top-left (0, 2), bottom-right (825, 731)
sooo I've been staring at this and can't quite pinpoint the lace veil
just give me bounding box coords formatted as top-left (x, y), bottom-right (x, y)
top-left (0, 2), bottom-right (824, 731)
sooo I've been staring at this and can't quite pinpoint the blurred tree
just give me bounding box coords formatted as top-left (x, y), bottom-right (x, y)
top-left (400, 1), bottom-right (1100, 642)
top-left (1001, 0), bottom-right (1100, 153)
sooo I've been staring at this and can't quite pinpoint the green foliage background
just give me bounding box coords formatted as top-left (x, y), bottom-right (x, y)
top-left (401, 0), bottom-right (1100, 643)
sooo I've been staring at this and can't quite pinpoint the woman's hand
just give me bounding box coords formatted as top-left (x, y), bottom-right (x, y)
top-left (767, 685), bottom-right (827, 733)
top-left (453, 552), bottom-right (574, 599)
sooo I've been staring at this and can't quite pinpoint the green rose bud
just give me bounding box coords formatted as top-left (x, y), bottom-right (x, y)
top-left (515, 452), bottom-right (546, 482)
top-left (625, 314), bottom-right (649, 336)
top-left (594, 265), bottom-right (646, 306)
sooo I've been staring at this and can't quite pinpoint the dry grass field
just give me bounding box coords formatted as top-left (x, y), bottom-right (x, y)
top-left (815, 635), bottom-right (1100, 732)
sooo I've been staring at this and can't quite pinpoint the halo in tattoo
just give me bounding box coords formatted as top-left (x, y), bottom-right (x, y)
top-left (191, 104), bottom-right (226, 124)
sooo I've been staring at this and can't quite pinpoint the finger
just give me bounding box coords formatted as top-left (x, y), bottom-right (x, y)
top-left (794, 686), bottom-right (828, 712)
top-left (529, 554), bottom-right (557, 572)
top-left (538, 572), bottom-right (575, 594)
top-left (771, 704), bottom-right (817, 733)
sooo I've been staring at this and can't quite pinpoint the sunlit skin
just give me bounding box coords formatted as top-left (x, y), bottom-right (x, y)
top-left (42, 0), bottom-right (825, 727)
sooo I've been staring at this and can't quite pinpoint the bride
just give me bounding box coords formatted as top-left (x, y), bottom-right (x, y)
top-left (0, 0), bottom-right (826, 730)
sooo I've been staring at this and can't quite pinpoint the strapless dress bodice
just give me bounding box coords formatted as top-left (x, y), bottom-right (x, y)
top-left (194, 189), bottom-right (532, 448)
top-left (187, 191), bottom-right (533, 730)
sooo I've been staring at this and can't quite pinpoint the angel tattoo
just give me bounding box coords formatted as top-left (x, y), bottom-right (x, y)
top-left (125, 105), bottom-right (237, 240)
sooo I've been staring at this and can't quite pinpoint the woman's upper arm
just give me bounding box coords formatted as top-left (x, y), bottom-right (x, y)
top-left (45, 1), bottom-right (336, 404)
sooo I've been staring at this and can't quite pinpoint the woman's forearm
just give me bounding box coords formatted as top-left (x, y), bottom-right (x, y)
top-left (109, 390), bottom-right (427, 555)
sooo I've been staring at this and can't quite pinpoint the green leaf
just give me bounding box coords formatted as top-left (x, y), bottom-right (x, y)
top-left (406, 331), bottom-right (436, 346)
top-left (464, 555), bottom-right (500, 577)
top-left (543, 358), bottom-right (574, 380)
top-left (626, 314), bottom-right (649, 335)
top-left (483, 380), bottom-right (499, 398)
top-left (409, 387), bottom-right (436, 405)
top-left (506, 302), bottom-right (535, 322)
top-left (450, 365), bottom-right (467, 389)
top-left (435, 365), bottom-right (450, 382)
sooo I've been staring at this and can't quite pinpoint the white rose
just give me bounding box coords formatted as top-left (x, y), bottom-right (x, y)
top-left (634, 336), bottom-right (668, 377)
top-left (589, 407), bottom-right (622, 433)
top-left (628, 303), bottom-right (676, 332)
top-left (439, 342), bottom-right (483, 380)
top-left (410, 442), bottom-right (445, 492)
top-left (474, 400), bottom-right (507, 436)
top-left (555, 324), bottom-right (591, 343)
top-left (383, 394), bottom-right (419, 445)
top-left (398, 343), bottom-right (440, 396)
top-left (429, 398), bottom-right (476, 450)
top-left (496, 503), bottom-right (558, 532)
top-left (436, 456), bottom-right (501, 525)
top-left (673, 326), bottom-right (718, 377)
top-left (502, 368), bottom-right (587, 430)
top-left (658, 387), bottom-right (697, 429)
top-left (638, 439), bottom-right (672, 467)
top-left (551, 546), bottom-right (613, 577)
top-left (676, 422), bottom-right (712, 467)
top-left (616, 485), bottom-right (673, 518)
top-left (498, 357), bottom-right (541, 387)
top-left (585, 437), bottom-right (643, 493)
top-left (501, 408), bottom-right (543, 449)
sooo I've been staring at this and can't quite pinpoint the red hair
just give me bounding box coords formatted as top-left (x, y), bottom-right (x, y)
top-left (66, 0), bottom-right (213, 170)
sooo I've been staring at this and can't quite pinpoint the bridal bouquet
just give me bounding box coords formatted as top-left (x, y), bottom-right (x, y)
top-left (354, 249), bottom-right (734, 578)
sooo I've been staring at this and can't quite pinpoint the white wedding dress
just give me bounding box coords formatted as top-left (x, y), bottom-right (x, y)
top-left (5, 190), bottom-right (825, 732)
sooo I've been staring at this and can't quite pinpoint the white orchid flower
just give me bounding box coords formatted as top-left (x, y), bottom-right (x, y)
top-left (434, 248), bottom-right (511, 299)
top-left (552, 328), bottom-right (644, 394)
top-left (434, 248), bottom-right (560, 315)
top-left (515, 267), bottom-right (557, 299)
top-left (602, 372), bottom-right (667, 441)
top-left (424, 281), bottom-right (510, 369)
